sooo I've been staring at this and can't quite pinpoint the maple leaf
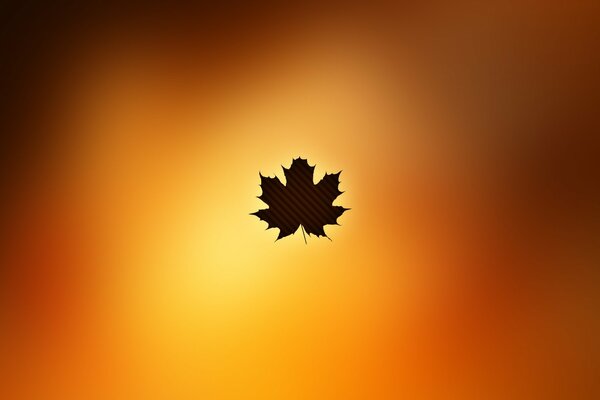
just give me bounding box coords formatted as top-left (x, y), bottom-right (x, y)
top-left (251, 157), bottom-right (349, 242)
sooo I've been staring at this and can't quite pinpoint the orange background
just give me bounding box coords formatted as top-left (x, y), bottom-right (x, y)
top-left (3, 2), bottom-right (600, 399)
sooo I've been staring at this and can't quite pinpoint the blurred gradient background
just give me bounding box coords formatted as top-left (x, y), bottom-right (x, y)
top-left (1, 1), bottom-right (599, 399)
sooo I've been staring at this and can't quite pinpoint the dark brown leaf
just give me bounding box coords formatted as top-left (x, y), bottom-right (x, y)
top-left (252, 158), bottom-right (349, 241)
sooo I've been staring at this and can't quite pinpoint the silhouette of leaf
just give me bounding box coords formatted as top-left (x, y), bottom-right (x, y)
top-left (252, 157), bottom-right (349, 242)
